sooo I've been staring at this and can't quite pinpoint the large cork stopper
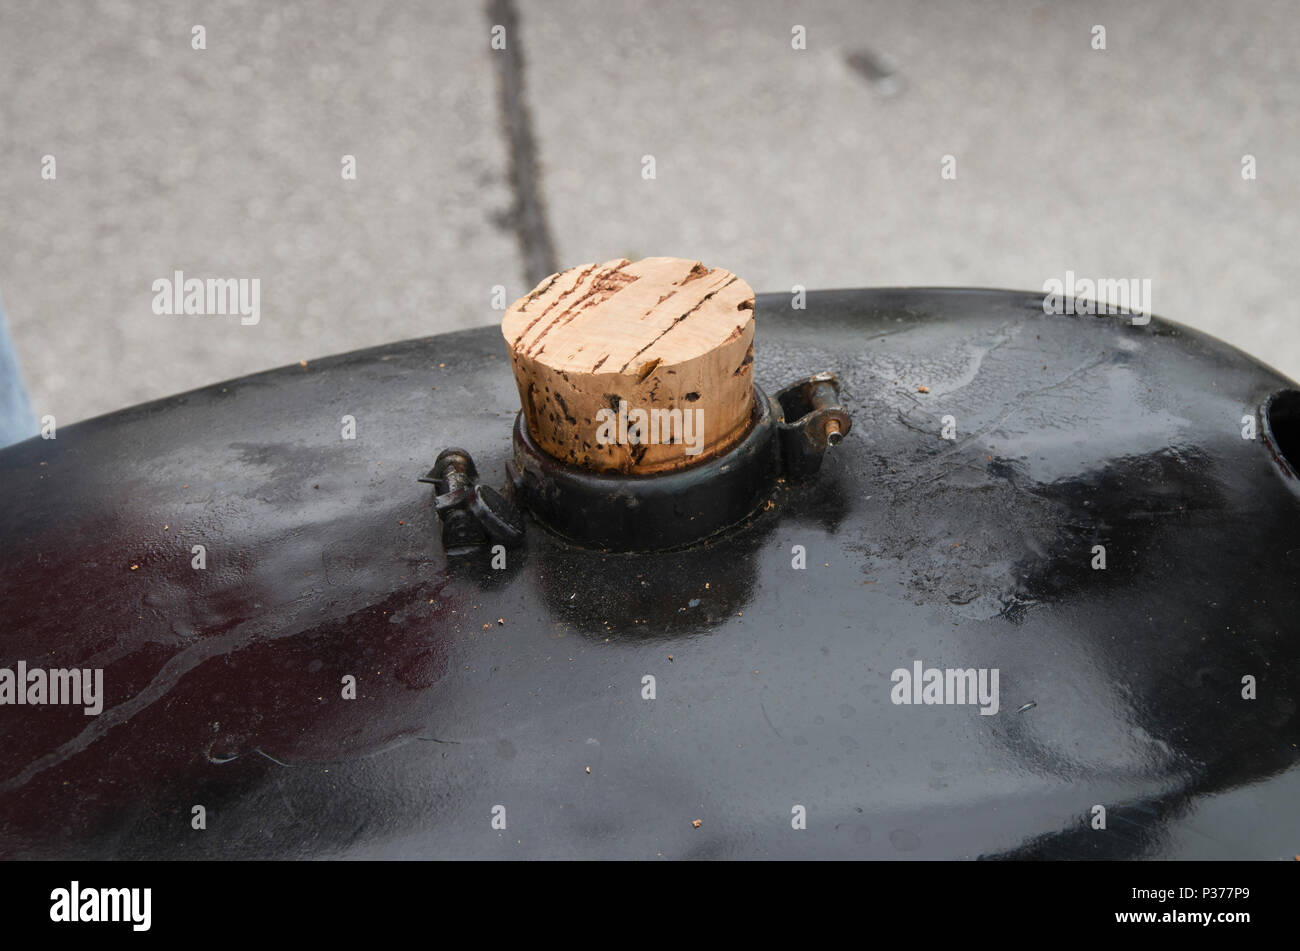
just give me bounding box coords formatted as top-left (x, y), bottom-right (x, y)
top-left (502, 257), bottom-right (756, 474)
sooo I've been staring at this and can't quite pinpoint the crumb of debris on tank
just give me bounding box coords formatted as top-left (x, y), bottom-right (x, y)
top-left (692, 819), bottom-right (702, 828)
top-left (585, 766), bottom-right (590, 774)
top-left (163, 524), bottom-right (168, 531)
top-left (482, 623), bottom-right (490, 630)
top-left (439, 363), bottom-right (446, 368)
top-left (129, 564), bottom-right (139, 571)
top-left (668, 655), bottom-right (673, 662)
top-left (917, 385), bottom-right (930, 393)
top-left (497, 618), bottom-right (504, 625)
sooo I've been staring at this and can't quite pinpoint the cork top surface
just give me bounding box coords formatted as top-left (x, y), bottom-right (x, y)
top-left (501, 257), bottom-right (755, 376)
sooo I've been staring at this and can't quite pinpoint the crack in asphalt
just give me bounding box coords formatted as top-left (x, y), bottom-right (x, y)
top-left (487, 0), bottom-right (559, 288)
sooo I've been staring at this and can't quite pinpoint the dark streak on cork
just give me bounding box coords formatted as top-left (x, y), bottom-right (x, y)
top-left (616, 276), bottom-right (739, 374)
top-left (511, 262), bottom-right (599, 348)
top-left (635, 358), bottom-right (661, 382)
top-left (677, 262), bottom-right (710, 285)
top-left (518, 272), bottom-right (561, 312)
top-left (553, 392), bottom-right (577, 425)
top-left (523, 261), bottom-right (633, 358)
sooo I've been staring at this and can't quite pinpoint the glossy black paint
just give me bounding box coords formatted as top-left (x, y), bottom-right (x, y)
top-left (0, 288), bottom-right (1297, 859)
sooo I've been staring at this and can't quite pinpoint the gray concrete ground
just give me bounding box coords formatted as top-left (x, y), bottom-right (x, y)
top-left (1, 0), bottom-right (1297, 425)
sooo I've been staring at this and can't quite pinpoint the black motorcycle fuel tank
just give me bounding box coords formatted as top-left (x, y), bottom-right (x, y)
top-left (0, 287), bottom-right (1297, 859)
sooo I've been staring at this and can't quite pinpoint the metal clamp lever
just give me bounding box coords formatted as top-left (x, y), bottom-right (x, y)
top-left (419, 448), bottom-right (525, 551)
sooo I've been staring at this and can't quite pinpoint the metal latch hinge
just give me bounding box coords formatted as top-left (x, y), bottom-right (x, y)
top-left (772, 372), bottom-right (852, 480)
